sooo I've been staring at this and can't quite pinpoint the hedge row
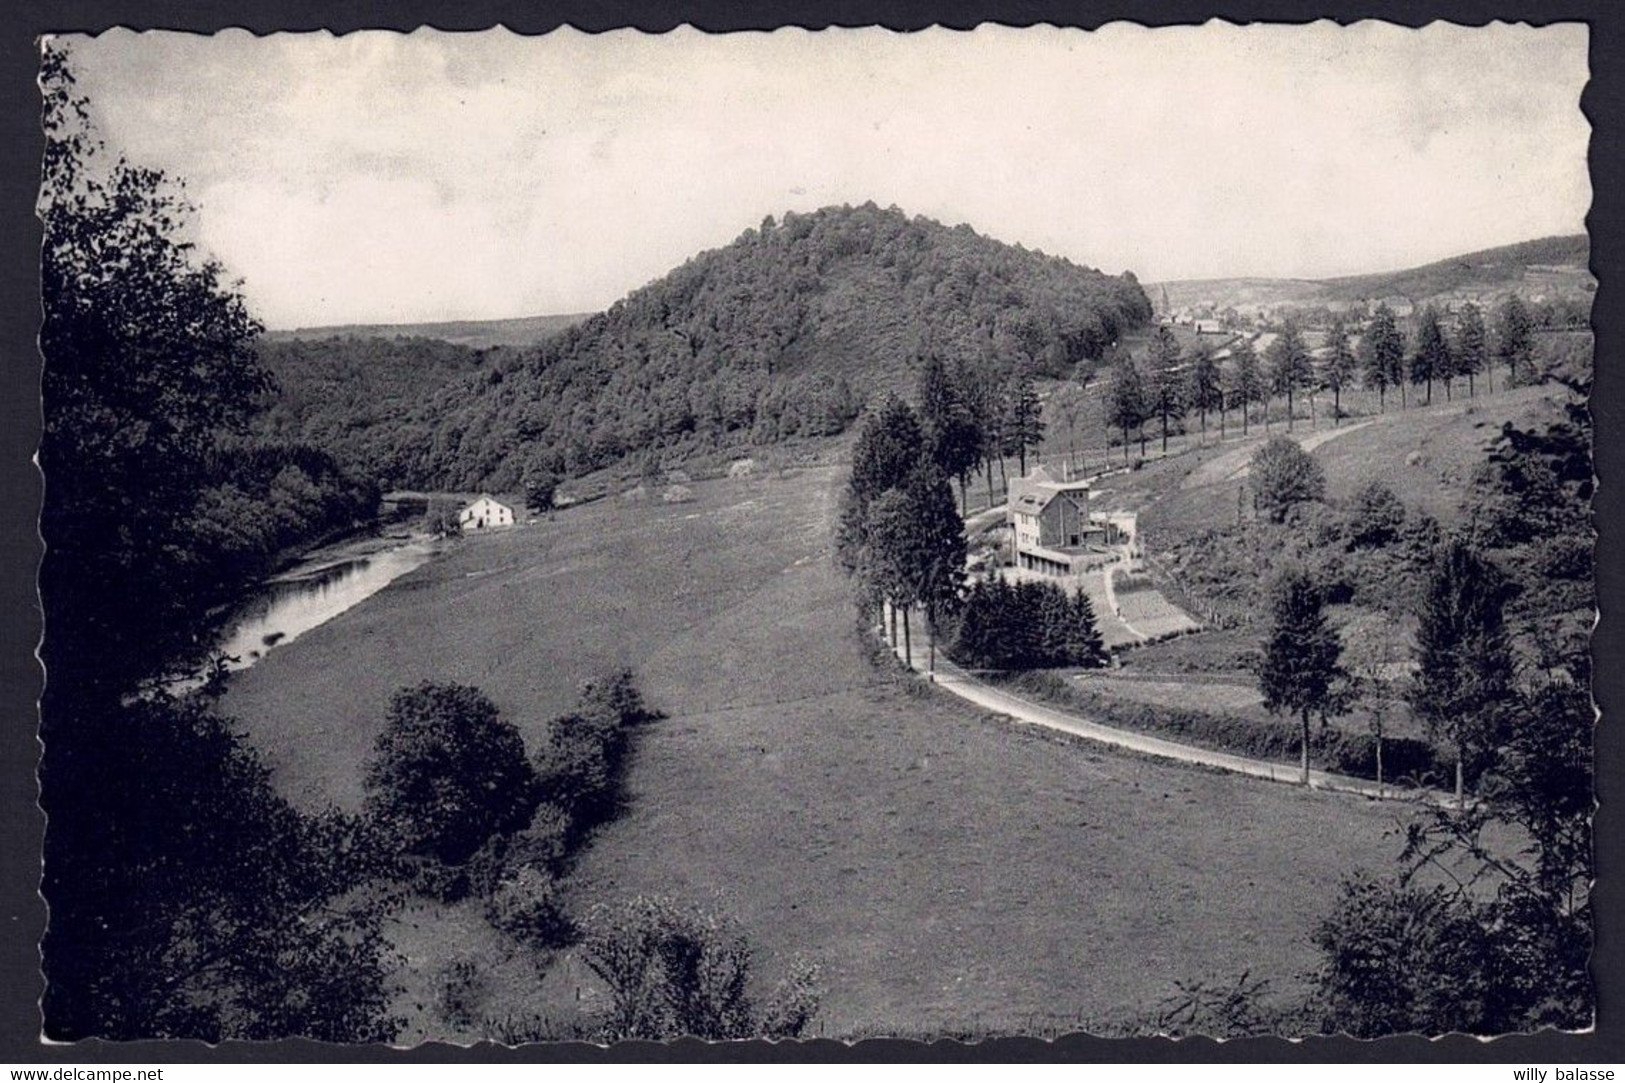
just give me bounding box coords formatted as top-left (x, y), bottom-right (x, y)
top-left (999, 671), bottom-right (1451, 789)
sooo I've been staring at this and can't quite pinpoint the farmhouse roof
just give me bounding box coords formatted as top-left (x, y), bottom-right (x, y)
top-left (1012, 479), bottom-right (1090, 515)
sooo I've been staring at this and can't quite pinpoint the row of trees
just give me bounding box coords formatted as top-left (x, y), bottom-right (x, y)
top-left (1102, 296), bottom-right (1544, 459)
top-left (1259, 523), bottom-right (1526, 808)
top-left (914, 353), bottom-right (1045, 512)
top-left (1360, 297), bottom-right (1537, 408)
top-left (836, 397), bottom-right (968, 672)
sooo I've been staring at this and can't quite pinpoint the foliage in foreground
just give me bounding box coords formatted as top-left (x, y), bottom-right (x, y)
top-left (39, 44), bottom-right (394, 1043)
top-left (42, 695), bottom-right (400, 1042)
top-left (581, 895), bottom-right (822, 1042)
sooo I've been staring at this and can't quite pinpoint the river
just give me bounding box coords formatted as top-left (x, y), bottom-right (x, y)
top-left (184, 534), bottom-right (440, 688)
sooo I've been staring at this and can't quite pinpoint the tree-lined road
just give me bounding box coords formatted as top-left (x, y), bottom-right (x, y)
top-left (880, 615), bottom-right (1452, 807)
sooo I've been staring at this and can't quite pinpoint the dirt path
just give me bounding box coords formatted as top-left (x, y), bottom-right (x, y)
top-left (1181, 420), bottom-right (1376, 489)
top-left (881, 613), bottom-right (1450, 806)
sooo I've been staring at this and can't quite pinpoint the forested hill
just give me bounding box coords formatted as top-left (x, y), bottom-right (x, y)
top-left (254, 202), bottom-right (1152, 492)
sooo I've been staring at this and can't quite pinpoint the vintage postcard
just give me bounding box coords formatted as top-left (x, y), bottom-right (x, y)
top-left (34, 22), bottom-right (1593, 1045)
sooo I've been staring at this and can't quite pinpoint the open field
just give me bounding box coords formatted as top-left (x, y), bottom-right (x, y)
top-left (223, 464), bottom-right (1420, 1038)
top-left (1131, 383), bottom-right (1570, 548)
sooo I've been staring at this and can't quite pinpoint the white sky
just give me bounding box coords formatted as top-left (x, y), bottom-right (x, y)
top-left (59, 22), bottom-right (1590, 330)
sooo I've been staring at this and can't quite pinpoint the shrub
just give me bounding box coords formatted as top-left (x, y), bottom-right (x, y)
top-left (1346, 479), bottom-right (1407, 549)
top-left (1250, 437), bottom-right (1326, 522)
top-left (434, 959), bottom-right (489, 1031)
top-left (533, 714), bottom-right (617, 830)
top-left (362, 682), bottom-right (536, 868)
top-left (1311, 874), bottom-right (1494, 1038)
top-left (581, 895), bottom-right (821, 1041)
top-left (532, 670), bottom-right (661, 839)
top-left (485, 865), bottom-right (572, 947)
top-left (464, 801), bottom-right (573, 897)
top-left (578, 668), bottom-right (659, 730)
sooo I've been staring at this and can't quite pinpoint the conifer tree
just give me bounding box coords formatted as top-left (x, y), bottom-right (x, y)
top-left (848, 395), bottom-right (925, 505)
top-left (1412, 305), bottom-right (1452, 404)
top-left (1148, 325), bottom-right (1186, 453)
top-left (1107, 352), bottom-right (1148, 462)
top-left (1496, 294), bottom-right (1536, 387)
top-left (1409, 538), bottom-right (1515, 807)
top-left (1323, 319), bottom-right (1357, 423)
top-left (1230, 339), bottom-right (1265, 436)
top-left (917, 357), bottom-right (981, 513)
top-left (1002, 364), bottom-right (1045, 475)
top-left (1455, 302), bottom-right (1489, 396)
top-left (1185, 347), bottom-right (1223, 445)
top-left (1258, 568), bottom-right (1345, 785)
top-left (1362, 304), bottom-right (1406, 413)
top-left (1266, 319), bottom-right (1313, 431)
top-left (1066, 590), bottom-right (1107, 667)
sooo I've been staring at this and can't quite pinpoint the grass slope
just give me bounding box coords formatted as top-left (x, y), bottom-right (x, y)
top-left (222, 466), bottom-right (1413, 1038)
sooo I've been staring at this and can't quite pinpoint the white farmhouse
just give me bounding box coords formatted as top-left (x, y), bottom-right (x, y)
top-left (459, 494), bottom-right (514, 531)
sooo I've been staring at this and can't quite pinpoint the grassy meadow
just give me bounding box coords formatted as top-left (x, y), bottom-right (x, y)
top-left (220, 462), bottom-right (1421, 1039)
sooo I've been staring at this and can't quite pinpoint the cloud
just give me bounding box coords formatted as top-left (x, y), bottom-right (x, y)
top-left (59, 22), bottom-right (1590, 327)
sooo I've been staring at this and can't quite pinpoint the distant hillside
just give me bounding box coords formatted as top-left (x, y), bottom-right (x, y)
top-left (1154, 234), bottom-right (1592, 314)
top-left (267, 311), bottom-right (592, 350)
top-left (260, 202), bottom-right (1152, 492)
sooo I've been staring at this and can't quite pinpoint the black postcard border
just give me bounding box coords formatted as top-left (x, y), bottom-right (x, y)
top-left (1, 0), bottom-right (1619, 1065)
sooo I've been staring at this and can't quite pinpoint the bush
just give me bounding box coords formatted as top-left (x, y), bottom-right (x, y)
top-left (1250, 437), bottom-right (1326, 522)
top-left (434, 959), bottom-right (489, 1031)
top-left (532, 671), bottom-right (661, 839)
top-left (485, 865), bottom-right (572, 947)
top-left (581, 895), bottom-right (820, 1041)
top-left (362, 682), bottom-right (536, 868)
top-left (1346, 479), bottom-right (1407, 549)
top-left (464, 801), bottom-right (573, 897)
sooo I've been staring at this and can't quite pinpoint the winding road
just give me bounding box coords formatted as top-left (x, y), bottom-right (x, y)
top-left (881, 607), bottom-right (1451, 807)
